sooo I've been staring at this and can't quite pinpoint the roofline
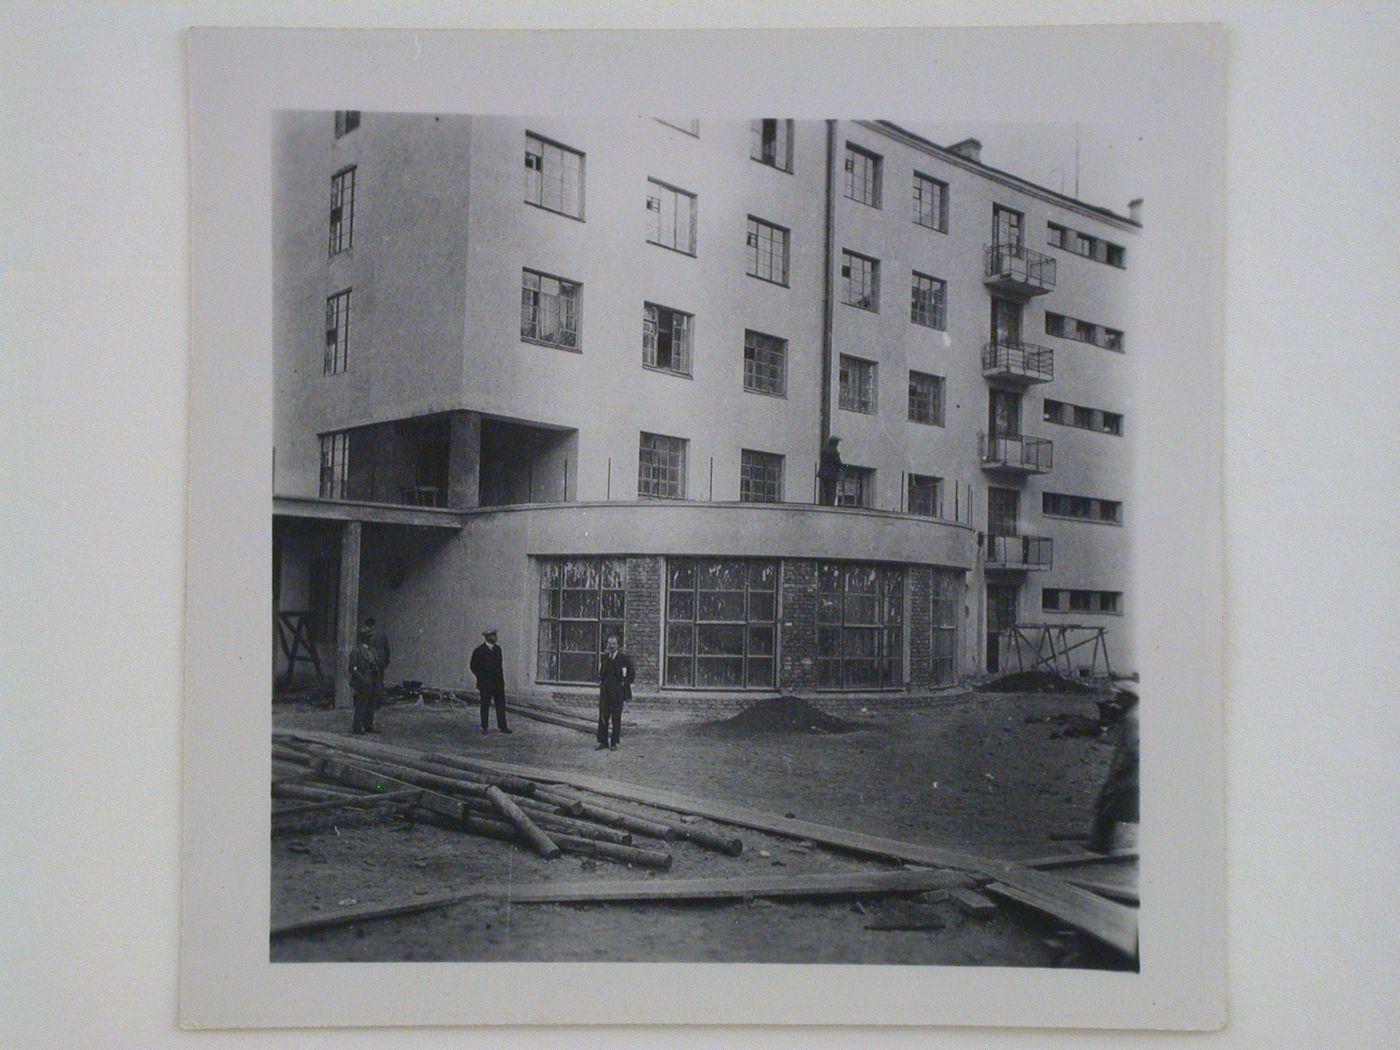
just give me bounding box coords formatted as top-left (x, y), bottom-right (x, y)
top-left (862, 120), bottom-right (1142, 232)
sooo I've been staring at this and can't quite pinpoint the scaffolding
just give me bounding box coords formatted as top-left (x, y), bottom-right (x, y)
top-left (1005, 622), bottom-right (1114, 681)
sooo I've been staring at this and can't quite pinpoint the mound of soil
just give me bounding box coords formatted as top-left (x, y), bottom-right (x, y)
top-left (983, 670), bottom-right (1094, 694)
top-left (698, 696), bottom-right (863, 736)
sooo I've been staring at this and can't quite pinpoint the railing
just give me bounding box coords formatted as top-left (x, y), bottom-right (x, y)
top-left (985, 534), bottom-right (1053, 570)
top-left (981, 340), bottom-right (1055, 382)
top-left (983, 242), bottom-right (1057, 293)
top-left (979, 432), bottom-right (1054, 472)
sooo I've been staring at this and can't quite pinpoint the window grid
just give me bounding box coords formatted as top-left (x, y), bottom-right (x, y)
top-left (1043, 398), bottom-right (1123, 436)
top-left (1045, 311), bottom-right (1125, 351)
top-left (839, 354), bottom-right (877, 414)
top-left (750, 119), bottom-right (793, 172)
top-left (907, 371), bottom-right (945, 426)
top-left (907, 474), bottom-right (942, 517)
top-left (537, 557), bottom-right (627, 683)
top-left (816, 562), bottom-right (904, 689)
top-left (739, 450), bottom-right (784, 503)
top-left (835, 466), bottom-right (875, 509)
top-left (639, 432), bottom-right (687, 499)
top-left (1042, 492), bottom-right (1122, 524)
top-left (318, 432), bottom-right (349, 499)
top-left (910, 271), bottom-right (947, 329)
top-left (743, 330), bottom-right (787, 396)
top-left (328, 167), bottom-right (356, 256)
top-left (525, 133), bottom-right (584, 218)
top-left (929, 569), bottom-right (959, 685)
top-left (665, 559), bottom-right (778, 689)
top-left (333, 111), bottom-right (360, 138)
top-left (646, 179), bottom-right (697, 255)
top-left (912, 172), bottom-right (948, 231)
top-left (841, 251), bottom-right (879, 310)
top-left (324, 289), bottom-right (351, 375)
top-left (746, 217), bottom-right (790, 285)
top-left (520, 269), bottom-right (581, 349)
top-left (642, 302), bottom-right (693, 375)
top-left (1042, 588), bottom-right (1121, 615)
top-left (843, 144), bottom-right (882, 207)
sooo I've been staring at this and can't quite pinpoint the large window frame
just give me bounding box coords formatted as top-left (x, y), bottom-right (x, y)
top-left (929, 569), bottom-right (959, 685)
top-left (907, 370), bottom-right (945, 426)
top-left (520, 268), bottom-right (581, 350)
top-left (907, 474), bottom-right (942, 518)
top-left (318, 432), bottom-right (349, 499)
top-left (835, 465), bottom-right (875, 509)
top-left (745, 216), bottom-right (790, 285)
top-left (841, 250), bottom-right (880, 311)
top-left (642, 302), bottom-right (693, 376)
top-left (324, 289), bottom-right (351, 375)
top-left (739, 449), bottom-right (784, 503)
top-left (664, 558), bottom-right (779, 689)
top-left (328, 166), bottom-right (356, 256)
top-left (839, 354), bottom-right (877, 414)
top-left (910, 271), bottom-right (947, 329)
top-left (537, 557), bottom-right (627, 684)
top-left (912, 172), bottom-right (948, 231)
top-left (743, 329), bottom-right (787, 397)
top-left (524, 132), bottom-right (585, 219)
top-left (843, 143), bottom-right (882, 207)
top-left (817, 562), bottom-right (904, 689)
top-left (638, 432), bottom-right (687, 499)
top-left (645, 178), bottom-right (698, 255)
top-left (750, 119), bottom-right (793, 172)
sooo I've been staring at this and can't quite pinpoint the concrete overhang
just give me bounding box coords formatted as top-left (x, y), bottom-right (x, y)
top-left (273, 495), bottom-right (464, 530)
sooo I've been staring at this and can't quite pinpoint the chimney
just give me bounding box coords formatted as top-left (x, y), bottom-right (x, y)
top-left (1128, 198), bottom-right (1144, 224)
top-left (947, 137), bottom-right (982, 163)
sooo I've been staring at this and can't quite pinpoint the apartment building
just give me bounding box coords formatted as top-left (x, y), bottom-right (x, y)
top-left (272, 113), bottom-right (1138, 706)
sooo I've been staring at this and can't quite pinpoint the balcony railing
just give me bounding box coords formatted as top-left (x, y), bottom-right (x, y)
top-left (983, 242), bottom-right (1057, 296)
top-left (985, 534), bottom-right (1053, 571)
top-left (981, 340), bottom-right (1055, 384)
top-left (979, 432), bottom-right (1053, 474)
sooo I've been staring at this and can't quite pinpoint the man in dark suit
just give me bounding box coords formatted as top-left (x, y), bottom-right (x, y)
top-left (348, 627), bottom-right (381, 735)
top-left (363, 617), bottom-right (390, 698)
top-left (469, 628), bottom-right (512, 735)
top-left (596, 632), bottom-right (634, 752)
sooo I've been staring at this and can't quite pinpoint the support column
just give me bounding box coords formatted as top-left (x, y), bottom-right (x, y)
top-left (333, 520), bottom-right (362, 710)
top-left (447, 411), bottom-right (481, 510)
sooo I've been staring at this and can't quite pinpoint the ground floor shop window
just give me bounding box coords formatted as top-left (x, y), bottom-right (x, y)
top-left (930, 569), bottom-right (959, 684)
top-left (665, 558), bottom-right (778, 688)
top-left (537, 557), bottom-right (626, 683)
top-left (817, 562), bottom-right (904, 688)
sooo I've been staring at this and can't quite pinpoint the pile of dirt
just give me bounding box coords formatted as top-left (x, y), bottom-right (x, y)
top-left (983, 670), bottom-right (1094, 694)
top-left (697, 696), bottom-right (863, 736)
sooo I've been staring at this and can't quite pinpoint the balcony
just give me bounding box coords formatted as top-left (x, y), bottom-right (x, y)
top-left (982, 340), bottom-right (1055, 385)
top-left (979, 432), bottom-right (1053, 475)
top-left (983, 243), bottom-right (1057, 297)
top-left (985, 534), bottom-right (1053, 572)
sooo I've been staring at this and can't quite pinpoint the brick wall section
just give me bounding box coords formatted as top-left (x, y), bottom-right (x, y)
top-left (907, 564), bottom-right (933, 689)
top-left (779, 558), bottom-right (818, 691)
top-left (624, 555), bottom-right (663, 688)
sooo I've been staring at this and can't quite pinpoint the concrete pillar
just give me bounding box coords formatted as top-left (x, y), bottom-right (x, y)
top-left (333, 520), bottom-right (362, 710)
top-left (447, 411), bottom-right (481, 510)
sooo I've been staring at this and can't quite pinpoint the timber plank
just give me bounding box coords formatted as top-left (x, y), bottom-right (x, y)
top-left (983, 866), bottom-right (1139, 957)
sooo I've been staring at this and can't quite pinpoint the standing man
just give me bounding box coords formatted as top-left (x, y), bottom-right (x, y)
top-left (348, 626), bottom-right (381, 735)
top-left (816, 435), bottom-right (843, 506)
top-left (364, 617), bottom-right (390, 699)
top-left (596, 632), bottom-right (634, 752)
top-left (469, 628), bottom-right (512, 735)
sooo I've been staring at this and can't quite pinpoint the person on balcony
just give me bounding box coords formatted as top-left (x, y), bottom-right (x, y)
top-left (469, 628), bottom-right (512, 735)
top-left (595, 632), bottom-right (634, 752)
top-left (817, 436), bottom-right (844, 506)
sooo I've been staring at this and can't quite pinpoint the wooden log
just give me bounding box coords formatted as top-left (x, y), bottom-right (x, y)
top-left (485, 785), bottom-right (560, 860)
top-left (281, 737), bottom-right (499, 797)
top-left (507, 706), bottom-right (595, 734)
top-left (536, 794), bottom-right (675, 842)
top-left (1017, 849), bottom-right (1138, 870)
top-left (528, 787), bottom-right (585, 816)
top-left (418, 753), bottom-right (538, 796)
top-left (458, 795), bottom-right (634, 846)
top-left (272, 789), bottom-right (422, 822)
top-left (272, 782), bottom-right (362, 803)
top-left (275, 729), bottom-right (542, 796)
top-left (509, 698), bottom-right (597, 723)
top-left (548, 833), bottom-right (672, 871)
top-left (308, 757), bottom-right (471, 823)
top-left (668, 825), bottom-right (744, 857)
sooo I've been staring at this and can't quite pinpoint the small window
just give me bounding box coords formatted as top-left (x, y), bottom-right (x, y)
top-left (1101, 411), bottom-right (1123, 436)
top-left (912, 172), bottom-right (948, 231)
top-left (835, 466), bottom-right (875, 509)
top-left (907, 371), bottom-right (945, 426)
top-left (525, 133), bottom-right (585, 219)
top-left (843, 143), bottom-right (882, 207)
top-left (1102, 328), bottom-right (1124, 352)
top-left (520, 269), bottom-right (581, 349)
top-left (746, 216), bottom-right (789, 285)
top-left (1098, 500), bottom-right (1122, 524)
top-left (328, 167), bottom-right (356, 256)
top-left (334, 111), bottom-right (360, 138)
top-left (643, 302), bottom-right (693, 375)
top-left (839, 354), bottom-right (877, 414)
top-left (1106, 243), bottom-right (1126, 268)
top-left (739, 450), bottom-right (784, 503)
top-left (1047, 222), bottom-right (1069, 248)
top-left (1098, 591), bottom-right (1122, 614)
top-left (743, 330), bottom-right (787, 396)
top-left (841, 250), bottom-right (879, 311)
top-left (1074, 232), bottom-right (1096, 257)
top-left (750, 119), bottom-right (793, 172)
top-left (638, 432), bottom-right (687, 499)
top-left (324, 289), bottom-right (351, 375)
top-left (318, 432), bottom-right (349, 499)
top-left (1042, 589), bottom-right (1062, 611)
top-left (646, 179), bottom-right (697, 255)
top-left (1073, 405), bottom-right (1094, 429)
top-left (1043, 398), bottom-right (1066, 424)
top-left (1074, 319), bottom-right (1097, 343)
top-left (907, 474), bottom-right (942, 517)
top-left (1069, 590), bottom-right (1093, 612)
top-left (1045, 312), bottom-right (1068, 338)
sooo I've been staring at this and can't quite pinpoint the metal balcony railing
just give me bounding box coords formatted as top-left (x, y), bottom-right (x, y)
top-left (983, 242), bottom-right (1057, 295)
top-left (985, 534), bottom-right (1053, 570)
top-left (979, 432), bottom-right (1054, 473)
top-left (981, 339), bottom-right (1055, 383)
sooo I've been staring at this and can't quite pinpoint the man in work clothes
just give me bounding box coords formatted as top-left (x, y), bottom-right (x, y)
top-left (816, 435), bottom-right (843, 506)
top-left (348, 626), bottom-right (381, 735)
top-left (596, 632), bottom-right (634, 752)
top-left (363, 617), bottom-right (390, 698)
top-left (469, 628), bottom-right (512, 735)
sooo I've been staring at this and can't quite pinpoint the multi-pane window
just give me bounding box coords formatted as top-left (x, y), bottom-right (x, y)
top-left (1043, 398), bottom-right (1124, 436)
top-left (537, 557), bottom-right (626, 683)
top-left (1042, 588), bottom-right (1121, 614)
top-left (912, 172), bottom-right (948, 231)
top-left (839, 354), bottom-right (877, 414)
top-left (524, 133), bottom-right (584, 218)
top-left (665, 559), bottom-right (777, 688)
top-left (1046, 311), bottom-right (1124, 351)
top-left (746, 217), bottom-right (789, 285)
top-left (1043, 492), bottom-right (1123, 524)
top-left (817, 562), bottom-right (904, 688)
top-left (520, 269), bottom-right (581, 349)
top-left (907, 474), bottom-right (942, 517)
top-left (645, 179), bottom-right (697, 254)
top-left (907, 371), bottom-right (945, 426)
top-left (318, 432), bottom-right (349, 499)
top-left (643, 302), bottom-right (693, 375)
top-left (844, 144), bottom-right (882, 207)
top-left (328, 167), bottom-right (356, 256)
top-left (333, 110), bottom-right (360, 138)
top-left (743, 330), bottom-right (787, 396)
top-left (1045, 311), bottom-right (1068, 338)
top-left (910, 271), bottom-right (947, 329)
top-left (835, 466), bottom-right (875, 509)
top-left (1075, 319), bottom-right (1097, 342)
top-left (929, 569), bottom-right (959, 685)
top-left (1047, 222), bottom-right (1070, 249)
top-left (324, 289), bottom-right (351, 375)
top-left (638, 432), bottom-right (687, 498)
top-left (750, 119), bottom-right (793, 172)
top-left (1105, 244), bottom-right (1126, 267)
top-left (841, 251), bottom-right (879, 310)
top-left (1102, 328), bottom-right (1124, 352)
top-left (739, 449), bottom-right (784, 503)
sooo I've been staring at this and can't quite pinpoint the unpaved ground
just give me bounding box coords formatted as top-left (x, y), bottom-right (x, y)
top-left (271, 691), bottom-right (1122, 966)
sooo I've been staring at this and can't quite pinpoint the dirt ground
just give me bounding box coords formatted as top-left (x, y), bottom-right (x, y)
top-left (270, 690), bottom-right (1124, 967)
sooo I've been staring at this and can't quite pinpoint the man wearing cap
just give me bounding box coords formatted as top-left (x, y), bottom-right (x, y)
top-left (348, 626), bottom-right (381, 735)
top-left (469, 628), bottom-right (512, 735)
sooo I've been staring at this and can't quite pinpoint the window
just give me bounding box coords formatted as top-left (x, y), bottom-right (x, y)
top-left (836, 466), bottom-right (875, 509)
top-left (746, 217), bottom-right (789, 285)
top-left (1073, 405), bottom-right (1095, 429)
top-left (1102, 328), bottom-right (1124, 352)
top-left (993, 204), bottom-right (1024, 248)
top-left (520, 269), bottom-right (581, 349)
top-left (328, 167), bottom-right (356, 256)
top-left (750, 119), bottom-right (792, 171)
top-left (1074, 232), bottom-right (1097, 258)
top-left (929, 569), bottom-right (959, 684)
top-left (1043, 398), bottom-right (1066, 424)
top-left (638, 432), bottom-right (687, 498)
top-left (907, 474), bottom-right (942, 517)
top-left (646, 179), bottom-right (697, 255)
top-left (665, 559), bottom-right (778, 688)
top-left (912, 172), bottom-right (948, 231)
top-left (1042, 589), bottom-right (1122, 614)
top-left (1042, 492), bottom-right (1122, 525)
top-left (333, 110), bottom-right (360, 138)
top-left (655, 118), bottom-right (700, 135)
top-left (643, 302), bottom-right (693, 375)
top-left (743, 330), bottom-right (787, 396)
top-left (843, 143), bottom-right (881, 207)
top-left (839, 355), bottom-right (877, 414)
top-left (841, 250), bottom-right (879, 310)
top-left (1045, 311), bottom-right (1068, 338)
top-left (1106, 243), bottom-right (1126, 267)
top-left (817, 562), bottom-right (904, 688)
top-left (324, 289), bottom-right (351, 375)
top-left (1100, 592), bottom-right (1121, 613)
top-left (739, 450), bottom-right (784, 503)
top-left (1069, 590), bottom-right (1093, 612)
top-left (318, 432), bottom-right (349, 498)
top-left (537, 557), bottom-right (626, 683)
top-left (1044, 398), bottom-right (1124, 436)
top-left (910, 271), bottom-right (947, 329)
top-left (1042, 588), bottom-right (1061, 611)
top-left (1047, 222), bottom-right (1070, 248)
top-left (1074, 319), bottom-right (1097, 343)
top-left (907, 371), bottom-right (945, 426)
top-left (524, 133), bottom-right (584, 218)
top-left (1101, 411), bottom-right (1124, 436)
top-left (1047, 219), bottom-right (1127, 268)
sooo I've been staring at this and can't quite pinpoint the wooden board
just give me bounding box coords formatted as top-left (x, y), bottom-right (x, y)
top-left (983, 866), bottom-right (1139, 957)
top-left (1018, 848), bottom-right (1138, 870)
